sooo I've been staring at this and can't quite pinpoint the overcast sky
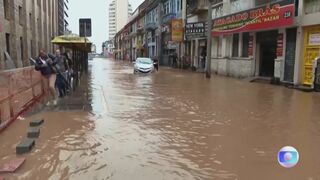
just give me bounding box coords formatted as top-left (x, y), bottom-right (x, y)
top-left (69, 0), bottom-right (144, 53)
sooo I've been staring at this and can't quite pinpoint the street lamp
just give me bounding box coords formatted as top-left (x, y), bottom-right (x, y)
top-left (206, 0), bottom-right (213, 78)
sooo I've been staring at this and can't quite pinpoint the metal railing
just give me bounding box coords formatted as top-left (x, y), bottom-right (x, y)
top-left (0, 66), bottom-right (49, 132)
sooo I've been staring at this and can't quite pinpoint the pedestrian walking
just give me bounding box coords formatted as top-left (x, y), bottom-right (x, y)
top-left (34, 50), bottom-right (58, 106)
top-left (54, 49), bottom-right (69, 97)
top-left (63, 51), bottom-right (73, 88)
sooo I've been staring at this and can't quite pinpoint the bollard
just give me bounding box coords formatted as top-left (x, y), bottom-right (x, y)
top-left (29, 119), bottom-right (44, 127)
top-left (16, 138), bottom-right (35, 154)
top-left (27, 127), bottom-right (40, 138)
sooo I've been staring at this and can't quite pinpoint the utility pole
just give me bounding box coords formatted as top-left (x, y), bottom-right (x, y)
top-left (206, 0), bottom-right (212, 78)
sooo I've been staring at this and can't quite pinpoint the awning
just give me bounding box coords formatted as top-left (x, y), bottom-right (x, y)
top-left (51, 34), bottom-right (92, 51)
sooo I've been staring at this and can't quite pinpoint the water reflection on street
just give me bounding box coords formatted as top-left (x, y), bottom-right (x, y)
top-left (2, 58), bottom-right (320, 180)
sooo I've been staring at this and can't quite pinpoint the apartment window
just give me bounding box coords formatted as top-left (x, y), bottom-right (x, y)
top-left (305, 0), bottom-right (320, 14)
top-left (242, 32), bottom-right (249, 57)
top-left (4, 0), bottom-right (10, 20)
top-left (255, 0), bottom-right (277, 6)
top-left (5, 33), bottom-right (10, 55)
top-left (177, 0), bottom-right (181, 12)
top-left (20, 37), bottom-right (24, 61)
top-left (164, 1), bottom-right (170, 14)
top-left (29, 13), bottom-right (32, 26)
top-left (43, 0), bottom-right (46, 11)
top-left (230, 0), bottom-right (250, 13)
top-left (212, 2), bottom-right (223, 19)
top-left (232, 34), bottom-right (239, 57)
top-left (19, 6), bottom-right (23, 25)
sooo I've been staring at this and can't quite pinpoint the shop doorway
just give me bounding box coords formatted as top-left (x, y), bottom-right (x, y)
top-left (257, 30), bottom-right (278, 77)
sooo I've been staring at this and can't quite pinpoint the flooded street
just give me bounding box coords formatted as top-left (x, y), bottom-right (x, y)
top-left (2, 58), bottom-right (320, 180)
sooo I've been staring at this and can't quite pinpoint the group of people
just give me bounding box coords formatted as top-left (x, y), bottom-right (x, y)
top-left (34, 49), bottom-right (72, 106)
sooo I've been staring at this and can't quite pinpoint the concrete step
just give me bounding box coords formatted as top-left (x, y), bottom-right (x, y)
top-left (27, 127), bottom-right (40, 138)
top-left (29, 119), bottom-right (44, 127)
top-left (16, 138), bottom-right (35, 155)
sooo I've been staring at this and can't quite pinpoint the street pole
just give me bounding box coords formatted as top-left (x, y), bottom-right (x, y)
top-left (206, 1), bottom-right (212, 79)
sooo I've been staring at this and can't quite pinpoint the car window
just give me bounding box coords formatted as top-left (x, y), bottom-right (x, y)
top-left (137, 58), bottom-right (152, 64)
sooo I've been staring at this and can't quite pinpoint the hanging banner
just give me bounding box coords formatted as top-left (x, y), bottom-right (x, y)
top-left (172, 19), bottom-right (183, 42)
top-left (212, 0), bottom-right (294, 36)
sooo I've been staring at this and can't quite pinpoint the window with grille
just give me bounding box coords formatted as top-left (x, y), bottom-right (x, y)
top-left (305, 0), bottom-right (320, 14)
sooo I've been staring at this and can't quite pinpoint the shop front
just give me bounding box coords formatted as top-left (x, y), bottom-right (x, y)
top-left (302, 25), bottom-right (320, 86)
top-left (211, 0), bottom-right (296, 79)
top-left (161, 19), bottom-right (183, 67)
top-left (185, 21), bottom-right (207, 70)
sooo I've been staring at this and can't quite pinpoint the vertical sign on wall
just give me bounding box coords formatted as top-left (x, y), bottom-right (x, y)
top-left (277, 33), bottom-right (284, 57)
top-left (172, 19), bottom-right (183, 42)
top-left (248, 35), bottom-right (254, 56)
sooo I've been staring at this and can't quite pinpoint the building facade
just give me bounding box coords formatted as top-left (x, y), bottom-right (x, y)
top-left (160, 0), bottom-right (183, 66)
top-left (58, 0), bottom-right (69, 35)
top-left (208, 0), bottom-right (320, 87)
top-left (108, 0), bottom-right (133, 40)
top-left (0, 0), bottom-right (61, 70)
top-left (114, 0), bottom-right (320, 87)
top-left (186, 0), bottom-right (209, 70)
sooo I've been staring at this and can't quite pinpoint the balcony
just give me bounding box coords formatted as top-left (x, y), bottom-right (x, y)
top-left (145, 22), bottom-right (157, 30)
top-left (162, 13), bottom-right (176, 24)
top-left (187, 0), bottom-right (209, 15)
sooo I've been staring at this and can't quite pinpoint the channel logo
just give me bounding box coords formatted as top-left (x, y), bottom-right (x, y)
top-left (278, 146), bottom-right (299, 168)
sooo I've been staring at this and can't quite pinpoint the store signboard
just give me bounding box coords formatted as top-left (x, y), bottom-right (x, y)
top-left (212, 0), bottom-right (295, 36)
top-left (277, 33), bottom-right (284, 57)
top-left (185, 22), bottom-right (207, 40)
top-left (309, 33), bottom-right (320, 46)
top-left (172, 19), bottom-right (183, 42)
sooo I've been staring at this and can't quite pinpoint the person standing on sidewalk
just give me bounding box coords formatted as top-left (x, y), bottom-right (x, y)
top-left (54, 49), bottom-right (69, 97)
top-left (34, 50), bottom-right (58, 106)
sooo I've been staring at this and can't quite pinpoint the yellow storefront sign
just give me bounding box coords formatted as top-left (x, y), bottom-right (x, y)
top-left (172, 19), bottom-right (183, 42)
top-left (303, 25), bottom-right (320, 86)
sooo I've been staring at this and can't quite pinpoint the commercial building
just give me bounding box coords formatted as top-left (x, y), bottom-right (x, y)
top-left (108, 0), bottom-right (133, 40)
top-left (185, 0), bottom-right (209, 70)
top-left (0, 0), bottom-right (61, 70)
top-left (208, 0), bottom-right (320, 87)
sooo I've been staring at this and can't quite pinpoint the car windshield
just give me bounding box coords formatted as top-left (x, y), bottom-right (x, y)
top-left (137, 58), bottom-right (152, 64)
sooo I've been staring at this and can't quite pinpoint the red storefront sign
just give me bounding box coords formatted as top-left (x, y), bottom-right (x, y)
top-left (248, 35), bottom-right (254, 56)
top-left (277, 33), bottom-right (284, 57)
top-left (212, 0), bottom-right (295, 36)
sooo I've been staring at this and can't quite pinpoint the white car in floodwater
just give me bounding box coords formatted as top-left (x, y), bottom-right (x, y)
top-left (133, 57), bottom-right (155, 74)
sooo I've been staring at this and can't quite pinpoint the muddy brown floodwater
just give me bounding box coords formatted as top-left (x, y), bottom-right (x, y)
top-left (1, 58), bottom-right (320, 180)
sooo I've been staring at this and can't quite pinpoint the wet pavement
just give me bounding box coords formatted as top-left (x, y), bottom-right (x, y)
top-left (1, 58), bottom-right (320, 180)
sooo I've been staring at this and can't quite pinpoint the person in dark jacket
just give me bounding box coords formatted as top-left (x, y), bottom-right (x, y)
top-left (35, 50), bottom-right (58, 106)
top-left (54, 49), bottom-right (69, 97)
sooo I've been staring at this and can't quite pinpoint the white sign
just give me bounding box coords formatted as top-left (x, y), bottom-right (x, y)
top-left (309, 33), bottom-right (320, 46)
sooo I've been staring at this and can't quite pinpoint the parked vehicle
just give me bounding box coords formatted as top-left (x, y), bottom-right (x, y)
top-left (133, 57), bottom-right (155, 74)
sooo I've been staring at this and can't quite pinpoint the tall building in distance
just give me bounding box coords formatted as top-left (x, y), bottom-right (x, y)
top-left (58, 0), bottom-right (69, 35)
top-left (108, 0), bottom-right (132, 40)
